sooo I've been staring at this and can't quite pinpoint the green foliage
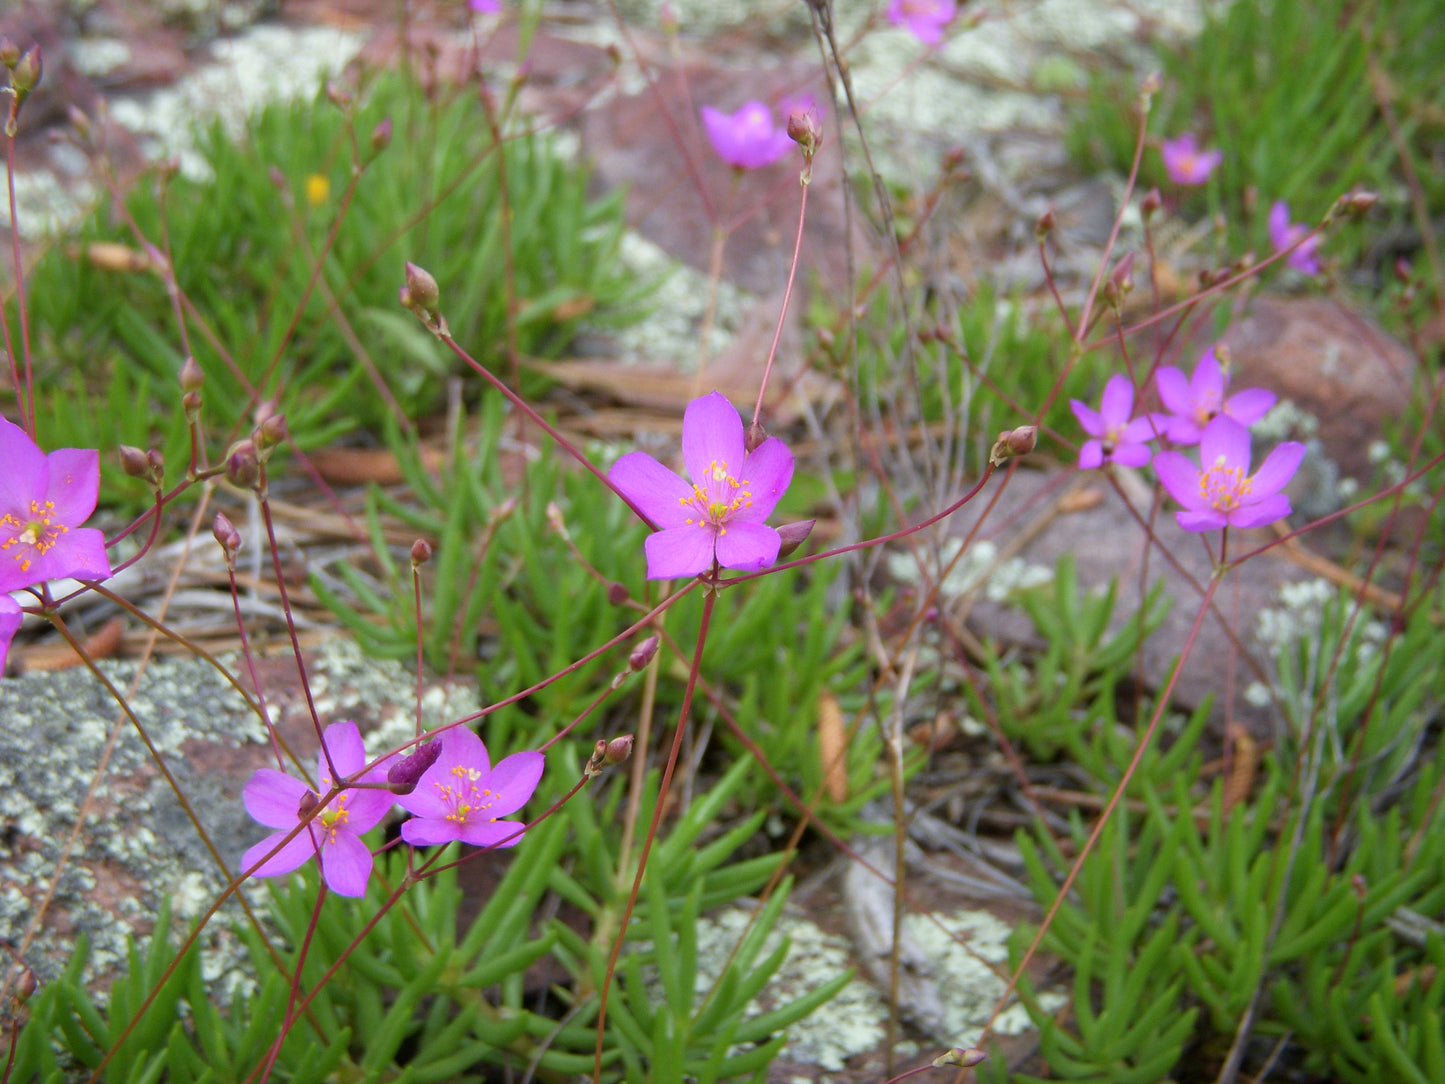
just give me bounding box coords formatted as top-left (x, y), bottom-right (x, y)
top-left (984, 574), bottom-right (1445, 1082)
top-left (14, 68), bottom-right (643, 508)
top-left (1065, 0), bottom-right (1445, 275)
top-left (20, 754), bottom-right (844, 1083)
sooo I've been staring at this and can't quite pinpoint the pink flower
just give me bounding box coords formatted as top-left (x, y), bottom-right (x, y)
top-left (396, 727), bottom-right (543, 849)
top-left (1153, 416), bottom-right (1305, 531)
top-left (0, 416), bottom-right (112, 590)
top-left (0, 594), bottom-right (21, 670)
top-left (1154, 346), bottom-right (1275, 445)
top-left (700, 102), bottom-right (794, 170)
top-left (608, 391), bottom-right (794, 579)
top-left (242, 721), bottom-right (394, 898)
top-left (1159, 134), bottom-right (1222, 186)
top-left (1268, 201), bottom-right (1321, 275)
top-left (469, 0), bottom-right (501, 12)
top-left (887, 0), bottom-right (957, 44)
top-left (1070, 375), bottom-right (1160, 469)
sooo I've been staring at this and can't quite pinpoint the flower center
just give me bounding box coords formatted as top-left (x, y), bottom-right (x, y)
top-left (317, 792), bottom-right (350, 843)
top-left (432, 764), bottom-right (502, 826)
top-left (0, 500), bottom-right (68, 575)
top-left (679, 459), bottom-right (754, 537)
top-left (1199, 456), bottom-right (1252, 511)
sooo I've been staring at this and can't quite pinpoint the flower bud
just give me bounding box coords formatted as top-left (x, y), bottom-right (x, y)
top-left (490, 495), bottom-right (518, 526)
top-left (403, 261), bottom-right (440, 312)
top-left (787, 108), bottom-right (822, 158)
top-left (182, 389), bottom-right (203, 422)
top-left (119, 445), bottom-right (149, 479)
top-left (254, 413), bottom-right (288, 460)
top-left (0, 38), bottom-right (19, 69)
top-left (546, 500), bottom-right (570, 540)
top-left (776, 519), bottom-right (815, 558)
top-left (1034, 208), bottom-right (1056, 242)
top-left (1103, 251), bottom-right (1134, 308)
top-left (933, 1048), bottom-right (987, 1069)
top-left (989, 425), bottom-right (1037, 467)
top-left (1140, 186), bottom-right (1162, 220)
top-left (629, 635), bottom-right (660, 672)
top-left (226, 440), bottom-right (260, 489)
top-left (145, 448), bottom-right (165, 488)
top-left (1394, 258), bottom-right (1413, 285)
top-left (387, 739), bottom-right (442, 794)
top-left (212, 512), bottom-right (243, 564)
top-left (67, 104), bottom-right (92, 143)
top-left (179, 356), bottom-right (204, 392)
top-left (607, 582), bottom-right (630, 605)
top-left (604, 735), bottom-right (634, 765)
top-left (410, 539), bottom-right (432, 567)
top-left (325, 80), bottom-right (352, 109)
top-left (745, 421), bottom-right (768, 454)
top-left (370, 117), bottom-right (393, 156)
top-left (297, 790), bottom-right (320, 817)
top-left (12, 45), bottom-right (42, 96)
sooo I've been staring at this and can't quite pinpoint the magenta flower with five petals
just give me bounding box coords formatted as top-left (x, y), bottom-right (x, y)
top-left (396, 727), bottom-right (543, 849)
top-left (1268, 201), bottom-right (1321, 275)
top-left (0, 416), bottom-right (113, 590)
top-left (609, 391), bottom-right (794, 579)
top-left (1070, 375), bottom-right (1160, 469)
top-left (242, 721), bottom-right (394, 898)
top-left (700, 102), bottom-right (794, 171)
top-left (887, 0), bottom-right (957, 44)
top-left (1155, 347), bottom-right (1275, 445)
top-left (1159, 134), bottom-right (1222, 186)
top-left (469, 0), bottom-right (500, 12)
top-left (1153, 416), bottom-right (1305, 531)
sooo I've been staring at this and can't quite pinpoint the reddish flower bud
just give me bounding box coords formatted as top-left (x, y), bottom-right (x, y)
top-left (324, 80), bottom-right (352, 109)
top-left (403, 261), bottom-right (440, 312)
top-left (607, 582), bottom-right (630, 605)
top-left (297, 790), bottom-right (320, 817)
top-left (0, 38), bottom-right (19, 69)
top-left (254, 412), bottom-right (288, 458)
top-left (370, 117), bottom-right (393, 156)
top-left (546, 500), bottom-right (570, 539)
top-left (410, 539), bottom-right (433, 567)
top-left (745, 421), bottom-right (768, 454)
top-left (1034, 208), bottom-right (1056, 241)
top-left (387, 738), bottom-right (442, 794)
top-left (1140, 187), bottom-right (1162, 219)
top-left (119, 445), bottom-right (149, 479)
top-left (182, 390), bottom-right (203, 422)
top-left (786, 108), bottom-right (822, 157)
top-left (776, 519), bottom-right (815, 558)
top-left (226, 440), bottom-right (260, 489)
top-left (933, 1048), bottom-right (987, 1069)
top-left (989, 425), bottom-right (1038, 466)
top-left (604, 735), bottom-right (634, 765)
top-left (629, 635), bottom-right (660, 672)
top-left (179, 356), bottom-right (204, 392)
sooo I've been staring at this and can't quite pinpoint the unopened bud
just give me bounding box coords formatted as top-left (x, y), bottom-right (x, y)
top-left (776, 519), bottom-right (815, 559)
top-left (211, 512), bottom-right (242, 562)
top-left (12, 45), bottom-right (42, 96)
top-left (11, 964), bottom-right (37, 1006)
top-left (1341, 189), bottom-right (1378, 217)
top-left (1140, 187), bottom-right (1162, 220)
top-left (1104, 251), bottom-right (1135, 308)
top-left (1034, 208), bottom-right (1056, 241)
top-left (410, 539), bottom-right (432, 567)
top-left (1394, 258), bottom-right (1413, 285)
top-left (179, 356), bottom-right (204, 392)
top-left (254, 412), bottom-right (288, 458)
top-left (546, 500), bottom-right (570, 540)
top-left (989, 425), bottom-right (1038, 466)
top-left (370, 117), bottom-right (392, 156)
top-left (787, 109), bottom-right (822, 158)
top-left (324, 80), bottom-right (352, 110)
top-left (387, 739), bottom-right (442, 794)
top-left (119, 445), bottom-right (149, 479)
top-left (0, 38), bottom-right (19, 69)
top-left (490, 495), bottom-right (519, 525)
top-left (604, 735), bottom-right (634, 765)
top-left (745, 421), bottom-right (768, 454)
top-left (629, 635), bottom-right (660, 672)
top-left (182, 389), bottom-right (203, 421)
top-left (933, 1048), bottom-right (987, 1069)
top-left (607, 582), bottom-right (630, 605)
top-left (225, 440), bottom-right (260, 489)
top-left (297, 790), bottom-right (320, 817)
top-left (403, 261), bottom-right (440, 312)
top-left (145, 448), bottom-right (165, 488)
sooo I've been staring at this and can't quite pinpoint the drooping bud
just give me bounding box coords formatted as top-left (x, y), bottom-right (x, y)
top-left (225, 440), bottom-right (260, 489)
top-left (1103, 251), bottom-right (1135, 309)
top-left (776, 519), bottom-right (815, 559)
top-left (369, 116), bottom-right (393, 156)
top-left (787, 108), bottom-right (822, 159)
top-left (744, 421), bottom-right (768, 454)
top-left (324, 80), bottom-right (352, 110)
top-left (212, 512), bottom-right (242, 565)
top-left (989, 425), bottom-right (1038, 467)
top-left (1034, 208), bottom-right (1056, 242)
top-left (387, 739), bottom-right (442, 794)
top-left (629, 635), bottom-right (660, 672)
top-left (254, 413), bottom-right (288, 462)
top-left (400, 261), bottom-right (448, 337)
top-left (410, 539), bottom-right (432, 568)
top-left (607, 582), bottom-right (630, 606)
top-left (119, 445), bottom-right (149, 480)
top-left (297, 790), bottom-right (320, 817)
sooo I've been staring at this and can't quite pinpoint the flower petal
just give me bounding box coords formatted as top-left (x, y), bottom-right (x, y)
top-left (1154, 367), bottom-right (1192, 416)
top-left (244, 769), bottom-right (313, 828)
top-left (1109, 441), bottom-right (1153, 468)
top-left (1189, 350), bottom-right (1225, 407)
top-left (1223, 387), bottom-right (1275, 425)
top-left (682, 392), bottom-right (746, 487)
top-left (644, 525), bottom-right (715, 579)
top-left (715, 520), bottom-right (781, 572)
top-left (0, 418), bottom-right (46, 516)
top-left (1250, 441), bottom-right (1306, 497)
top-left (243, 826), bottom-right (317, 878)
top-left (342, 785), bottom-right (396, 835)
top-left (1098, 375), bottom-right (1136, 426)
top-left (319, 831), bottom-right (374, 897)
top-left (1070, 399), bottom-right (1104, 438)
top-left (1077, 440), bottom-right (1104, 470)
top-left (1268, 201), bottom-right (1291, 251)
top-left (402, 817), bottom-right (463, 847)
top-left (484, 751), bottom-right (545, 817)
top-left (609, 451), bottom-right (694, 529)
top-left (1229, 492), bottom-right (1292, 529)
top-left (316, 720), bottom-right (369, 784)
top-left (459, 820), bottom-right (527, 849)
top-left (1152, 450), bottom-right (1206, 510)
top-left (31, 526), bottom-right (113, 584)
top-left (0, 595), bottom-right (21, 672)
top-left (1176, 508), bottom-right (1228, 532)
top-left (43, 448), bottom-right (101, 527)
top-left (737, 436), bottom-right (793, 522)
top-left (1198, 416), bottom-right (1252, 473)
